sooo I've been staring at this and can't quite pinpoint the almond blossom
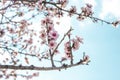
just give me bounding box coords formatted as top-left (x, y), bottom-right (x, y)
top-left (59, 0), bottom-right (68, 8)
top-left (81, 4), bottom-right (93, 17)
top-left (48, 24), bottom-right (54, 31)
top-left (69, 6), bottom-right (76, 16)
top-left (41, 17), bottom-right (53, 26)
top-left (76, 36), bottom-right (83, 44)
top-left (49, 30), bottom-right (59, 40)
top-left (72, 39), bottom-right (80, 51)
top-left (0, 0), bottom-right (118, 79)
top-left (39, 30), bottom-right (46, 40)
top-left (48, 40), bottom-right (57, 49)
top-left (64, 41), bottom-right (71, 58)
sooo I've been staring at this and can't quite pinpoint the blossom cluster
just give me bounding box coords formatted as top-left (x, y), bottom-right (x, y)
top-left (40, 16), bottom-right (59, 50)
top-left (81, 4), bottom-right (93, 17)
top-left (69, 6), bottom-right (77, 16)
top-left (0, 0), bottom-right (94, 79)
top-left (77, 4), bottom-right (93, 21)
top-left (64, 36), bottom-right (83, 59)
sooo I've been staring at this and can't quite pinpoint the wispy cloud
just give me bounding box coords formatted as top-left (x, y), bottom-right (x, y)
top-left (54, 16), bottom-right (71, 35)
top-left (100, 0), bottom-right (120, 19)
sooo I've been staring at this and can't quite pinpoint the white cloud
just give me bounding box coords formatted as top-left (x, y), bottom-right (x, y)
top-left (54, 16), bottom-right (71, 35)
top-left (100, 0), bottom-right (120, 19)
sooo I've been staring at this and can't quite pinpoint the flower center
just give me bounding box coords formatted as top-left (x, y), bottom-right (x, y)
top-left (52, 33), bottom-right (56, 36)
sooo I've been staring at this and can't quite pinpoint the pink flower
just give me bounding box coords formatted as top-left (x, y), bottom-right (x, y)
top-left (86, 4), bottom-right (92, 8)
top-left (41, 20), bottom-right (46, 26)
top-left (28, 38), bottom-right (33, 44)
top-left (45, 17), bottom-right (50, 23)
top-left (38, 0), bottom-right (43, 4)
top-left (64, 46), bottom-right (71, 54)
top-left (72, 39), bottom-right (80, 51)
top-left (48, 24), bottom-right (54, 31)
top-left (61, 57), bottom-right (67, 62)
top-left (41, 40), bottom-right (46, 45)
top-left (64, 41), bottom-right (71, 58)
top-left (83, 55), bottom-right (90, 62)
top-left (65, 53), bottom-right (71, 59)
top-left (20, 20), bottom-right (28, 27)
top-left (8, 28), bottom-right (14, 34)
top-left (64, 41), bottom-right (70, 47)
top-left (49, 30), bottom-right (59, 40)
top-left (41, 17), bottom-right (53, 25)
top-left (81, 4), bottom-right (93, 17)
top-left (59, 0), bottom-right (68, 8)
top-left (69, 6), bottom-right (76, 16)
top-left (38, 0), bottom-right (44, 11)
top-left (54, 50), bottom-right (60, 55)
top-left (76, 36), bottom-right (83, 44)
top-left (45, 17), bottom-right (53, 24)
top-left (48, 40), bottom-right (57, 49)
top-left (64, 42), bottom-right (71, 54)
top-left (39, 30), bottom-right (46, 40)
top-left (82, 55), bottom-right (90, 64)
top-left (77, 15), bottom-right (85, 21)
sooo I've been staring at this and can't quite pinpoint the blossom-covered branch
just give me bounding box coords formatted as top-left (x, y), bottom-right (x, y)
top-left (0, 0), bottom-right (118, 79)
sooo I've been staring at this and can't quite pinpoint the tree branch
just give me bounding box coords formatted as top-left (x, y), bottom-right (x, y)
top-left (44, 1), bottom-right (113, 25)
top-left (0, 61), bottom-right (85, 71)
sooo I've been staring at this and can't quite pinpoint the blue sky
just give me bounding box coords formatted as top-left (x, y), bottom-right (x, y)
top-left (34, 0), bottom-right (120, 80)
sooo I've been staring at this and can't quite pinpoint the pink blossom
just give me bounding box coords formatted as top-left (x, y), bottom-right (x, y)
top-left (59, 0), bottom-right (68, 8)
top-left (54, 50), bottom-right (60, 54)
top-left (48, 24), bottom-right (54, 31)
top-left (64, 51), bottom-right (71, 59)
top-left (65, 53), bottom-right (71, 59)
top-left (64, 42), bottom-right (71, 54)
top-left (61, 57), bottom-right (67, 62)
top-left (64, 47), bottom-right (71, 53)
top-left (20, 20), bottom-right (28, 27)
top-left (45, 17), bottom-right (53, 24)
top-left (38, 0), bottom-right (43, 4)
top-left (86, 4), bottom-right (92, 8)
top-left (28, 38), bottom-right (33, 44)
top-left (41, 40), bottom-right (46, 45)
top-left (77, 15), bottom-right (85, 21)
top-left (38, 0), bottom-right (44, 11)
top-left (76, 36), bottom-right (83, 44)
top-left (82, 55), bottom-right (90, 64)
top-left (41, 17), bottom-right (53, 25)
top-left (64, 41), bottom-right (71, 58)
top-left (8, 28), bottom-right (15, 34)
top-left (72, 39), bottom-right (80, 51)
top-left (49, 30), bottom-right (59, 40)
top-left (64, 41), bottom-right (70, 47)
top-left (48, 40), bottom-right (57, 49)
top-left (39, 30), bottom-right (46, 40)
top-left (69, 6), bottom-right (76, 16)
top-left (83, 55), bottom-right (90, 62)
top-left (41, 20), bottom-right (46, 26)
top-left (81, 4), bottom-right (93, 16)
